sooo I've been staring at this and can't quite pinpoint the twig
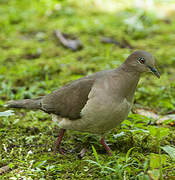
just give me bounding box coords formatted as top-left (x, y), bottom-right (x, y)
top-left (54, 30), bottom-right (83, 51)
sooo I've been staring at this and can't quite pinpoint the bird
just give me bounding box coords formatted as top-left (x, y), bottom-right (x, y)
top-left (6, 50), bottom-right (160, 156)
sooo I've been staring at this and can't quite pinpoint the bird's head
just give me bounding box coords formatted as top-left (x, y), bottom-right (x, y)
top-left (125, 50), bottom-right (160, 78)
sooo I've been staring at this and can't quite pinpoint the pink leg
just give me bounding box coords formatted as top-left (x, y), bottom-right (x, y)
top-left (100, 137), bottom-right (112, 156)
top-left (54, 129), bottom-right (66, 155)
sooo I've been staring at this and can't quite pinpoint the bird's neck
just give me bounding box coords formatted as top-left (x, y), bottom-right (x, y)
top-left (114, 63), bottom-right (141, 102)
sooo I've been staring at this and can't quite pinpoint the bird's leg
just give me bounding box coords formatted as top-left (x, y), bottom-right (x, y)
top-left (100, 137), bottom-right (112, 156)
top-left (54, 128), bottom-right (66, 155)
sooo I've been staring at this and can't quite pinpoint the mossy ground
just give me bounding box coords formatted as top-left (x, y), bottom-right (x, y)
top-left (0, 0), bottom-right (175, 179)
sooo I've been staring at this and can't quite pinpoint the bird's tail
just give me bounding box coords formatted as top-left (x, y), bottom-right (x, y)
top-left (5, 97), bottom-right (42, 110)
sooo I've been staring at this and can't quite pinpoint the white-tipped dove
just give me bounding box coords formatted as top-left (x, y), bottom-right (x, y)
top-left (6, 50), bottom-right (160, 156)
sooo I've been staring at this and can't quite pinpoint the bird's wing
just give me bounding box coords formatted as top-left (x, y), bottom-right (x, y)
top-left (41, 78), bottom-right (95, 120)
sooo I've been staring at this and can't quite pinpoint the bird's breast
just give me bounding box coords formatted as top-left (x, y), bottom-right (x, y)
top-left (79, 95), bottom-right (132, 134)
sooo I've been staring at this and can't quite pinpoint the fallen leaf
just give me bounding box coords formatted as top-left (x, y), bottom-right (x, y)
top-left (135, 108), bottom-right (175, 126)
top-left (135, 108), bottom-right (160, 119)
top-left (0, 165), bottom-right (10, 175)
top-left (79, 148), bottom-right (86, 158)
top-left (161, 145), bottom-right (175, 161)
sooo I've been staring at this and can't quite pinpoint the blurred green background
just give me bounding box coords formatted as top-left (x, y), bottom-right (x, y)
top-left (0, 0), bottom-right (175, 179)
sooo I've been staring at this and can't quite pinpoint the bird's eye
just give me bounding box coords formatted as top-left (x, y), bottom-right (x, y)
top-left (137, 57), bottom-right (145, 64)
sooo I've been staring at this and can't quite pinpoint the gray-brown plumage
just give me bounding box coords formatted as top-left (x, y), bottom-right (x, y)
top-left (6, 50), bottom-right (160, 156)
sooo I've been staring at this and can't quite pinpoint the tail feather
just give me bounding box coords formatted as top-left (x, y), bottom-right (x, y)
top-left (6, 97), bottom-right (43, 110)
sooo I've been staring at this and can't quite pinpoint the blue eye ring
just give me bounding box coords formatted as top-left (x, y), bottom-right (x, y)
top-left (137, 57), bottom-right (145, 64)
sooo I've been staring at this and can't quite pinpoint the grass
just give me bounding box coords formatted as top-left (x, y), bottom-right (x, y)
top-left (0, 0), bottom-right (175, 179)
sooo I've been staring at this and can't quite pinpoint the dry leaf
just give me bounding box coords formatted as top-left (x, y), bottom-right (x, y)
top-left (135, 108), bottom-right (175, 126)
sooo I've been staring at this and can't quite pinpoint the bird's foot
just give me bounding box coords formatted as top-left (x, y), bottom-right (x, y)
top-left (58, 148), bottom-right (66, 155)
top-left (54, 147), bottom-right (66, 155)
top-left (107, 151), bottom-right (112, 156)
top-left (53, 128), bottom-right (66, 155)
top-left (100, 137), bottom-right (112, 156)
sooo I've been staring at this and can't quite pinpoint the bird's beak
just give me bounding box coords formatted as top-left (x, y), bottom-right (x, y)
top-left (148, 66), bottom-right (160, 78)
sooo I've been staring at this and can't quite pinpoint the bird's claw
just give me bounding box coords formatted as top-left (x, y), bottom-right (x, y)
top-left (54, 147), bottom-right (66, 155)
top-left (58, 148), bottom-right (66, 155)
top-left (108, 151), bottom-right (112, 156)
